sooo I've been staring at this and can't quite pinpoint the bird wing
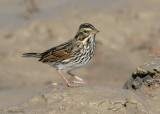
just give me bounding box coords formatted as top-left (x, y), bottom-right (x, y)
top-left (39, 40), bottom-right (73, 63)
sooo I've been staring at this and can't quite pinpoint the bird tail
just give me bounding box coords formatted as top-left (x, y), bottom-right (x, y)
top-left (22, 53), bottom-right (41, 58)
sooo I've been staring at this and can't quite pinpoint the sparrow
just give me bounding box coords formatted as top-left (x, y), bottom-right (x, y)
top-left (23, 23), bottom-right (99, 87)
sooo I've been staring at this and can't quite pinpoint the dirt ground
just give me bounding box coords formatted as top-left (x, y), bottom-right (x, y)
top-left (0, 0), bottom-right (160, 113)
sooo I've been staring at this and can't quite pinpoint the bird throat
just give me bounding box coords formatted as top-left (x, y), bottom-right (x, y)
top-left (82, 34), bottom-right (95, 45)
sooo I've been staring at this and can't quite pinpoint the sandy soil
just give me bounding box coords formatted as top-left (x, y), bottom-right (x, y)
top-left (0, 0), bottom-right (160, 113)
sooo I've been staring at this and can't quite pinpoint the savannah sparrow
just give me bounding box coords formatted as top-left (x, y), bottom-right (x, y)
top-left (23, 23), bottom-right (99, 87)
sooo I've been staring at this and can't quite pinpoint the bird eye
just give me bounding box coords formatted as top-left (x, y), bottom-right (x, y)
top-left (84, 30), bottom-right (87, 33)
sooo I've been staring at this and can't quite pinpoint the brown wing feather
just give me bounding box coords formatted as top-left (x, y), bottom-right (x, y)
top-left (39, 49), bottom-right (71, 62)
top-left (39, 40), bottom-right (74, 63)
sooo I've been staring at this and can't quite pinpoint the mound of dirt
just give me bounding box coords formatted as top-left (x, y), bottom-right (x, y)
top-left (123, 56), bottom-right (160, 91)
top-left (1, 85), bottom-right (160, 114)
top-left (2, 57), bottom-right (160, 114)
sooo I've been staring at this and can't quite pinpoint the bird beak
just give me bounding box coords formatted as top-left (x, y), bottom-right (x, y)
top-left (90, 29), bottom-right (100, 34)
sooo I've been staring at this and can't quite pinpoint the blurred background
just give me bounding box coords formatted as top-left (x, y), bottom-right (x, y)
top-left (0, 0), bottom-right (160, 108)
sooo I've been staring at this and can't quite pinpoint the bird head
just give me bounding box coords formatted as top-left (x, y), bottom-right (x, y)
top-left (75, 23), bottom-right (99, 41)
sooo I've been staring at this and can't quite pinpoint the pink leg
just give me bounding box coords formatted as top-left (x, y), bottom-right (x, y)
top-left (67, 71), bottom-right (87, 84)
top-left (57, 70), bottom-right (79, 87)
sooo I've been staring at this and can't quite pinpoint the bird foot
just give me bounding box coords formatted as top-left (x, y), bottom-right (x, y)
top-left (67, 83), bottom-right (80, 88)
top-left (72, 80), bottom-right (88, 85)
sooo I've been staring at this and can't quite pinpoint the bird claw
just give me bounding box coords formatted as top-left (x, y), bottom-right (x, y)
top-left (67, 80), bottom-right (88, 87)
top-left (67, 83), bottom-right (80, 88)
top-left (72, 81), bottom-right (88, 85)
